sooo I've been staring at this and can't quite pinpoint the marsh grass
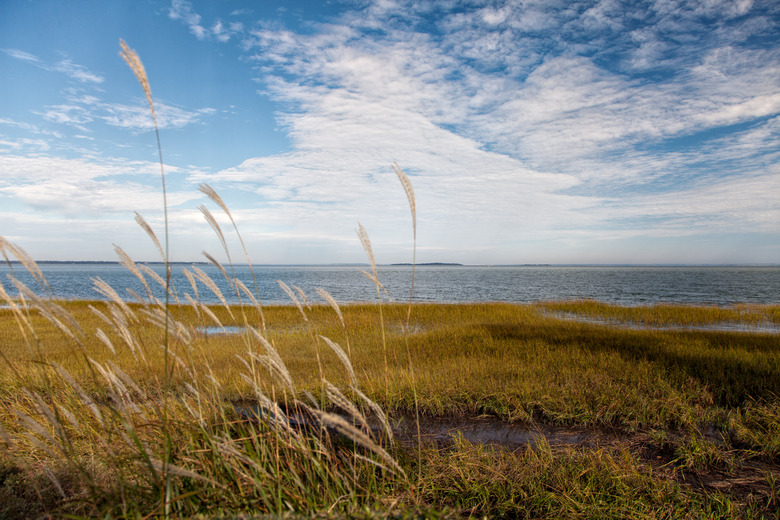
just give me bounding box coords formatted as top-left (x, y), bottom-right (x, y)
top-left (3, 295), bottom-right (780, 516)
top-left (539, 299), bottom-right (780, 327)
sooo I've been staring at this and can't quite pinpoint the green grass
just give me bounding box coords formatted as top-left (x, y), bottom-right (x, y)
top-left (538, 299), bottom-right (780, 326)
top-left (1, 298), bottom-right (779, 518)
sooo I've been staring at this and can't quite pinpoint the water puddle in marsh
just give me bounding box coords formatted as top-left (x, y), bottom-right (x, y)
top-left (544, 312), bottom-right (780, 334)
top-left (392, 415), bottom-right (625, 450)
top-left (199, 322), bottom-right (425, 337)
top-left (233, 403), bottom-right (622, 451)
top-left (199, 325), bottom-right (247, 336)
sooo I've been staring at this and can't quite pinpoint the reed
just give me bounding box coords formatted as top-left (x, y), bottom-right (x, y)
top-left (0, 41), bottom-right (407, 518)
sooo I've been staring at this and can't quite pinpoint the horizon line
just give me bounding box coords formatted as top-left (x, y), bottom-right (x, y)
top-left (5, 261), bottom-right (779, 268)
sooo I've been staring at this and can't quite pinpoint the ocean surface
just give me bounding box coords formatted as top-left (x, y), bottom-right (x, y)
top-left (1, 263), bottom-right (778, 307)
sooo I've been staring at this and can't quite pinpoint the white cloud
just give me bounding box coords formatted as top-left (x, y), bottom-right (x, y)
top-left (53, 58), bottom-right (104, 84)
top-left (169, 0), bottom-right (243, 42)
top-left (217, 0), bottom-right (779, 262)
top-left (39, 104), bottom-right (94, 128)
top-left (169, 0), bottom-right (207, 40)
top-left (0, 155), bottom-right (201, 218)
top-left (5, 0), bottom-right (778, 263)
top-left (102, 102), bottom-right (216, 130)
top-left (37, 95), bottom-right (215, 132)
top-left (3, 48), bottom-right (103, 83)
top-left (2, 48), bottom-right (40, 63)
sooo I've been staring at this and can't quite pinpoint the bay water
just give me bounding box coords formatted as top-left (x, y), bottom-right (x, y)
top-left (1, 263), bottom-right (778, 307)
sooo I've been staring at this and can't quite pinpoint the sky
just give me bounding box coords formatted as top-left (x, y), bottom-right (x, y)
top-left (1, 0), bottom-right (778, 265)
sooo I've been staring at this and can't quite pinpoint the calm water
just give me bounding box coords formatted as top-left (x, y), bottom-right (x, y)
top-left (1, 263), bottom-right (778, 307)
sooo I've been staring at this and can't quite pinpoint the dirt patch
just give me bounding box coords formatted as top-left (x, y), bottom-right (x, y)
top-left (235, 404), bottom-right (780, 507)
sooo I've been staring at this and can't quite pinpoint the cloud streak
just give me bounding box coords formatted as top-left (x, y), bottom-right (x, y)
top-left (3, 48), bottom-right (104, 83)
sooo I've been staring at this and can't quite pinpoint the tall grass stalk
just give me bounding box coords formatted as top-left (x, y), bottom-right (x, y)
top-left (356, 223), bottom-right (390, 403)
top-left (392, 164), bottom-right (422, 471)
top-left (119, 40), bottom-right (179, 514)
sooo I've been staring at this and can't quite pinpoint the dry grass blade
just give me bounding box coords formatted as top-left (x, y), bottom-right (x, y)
top-left (52, 363), bottom-right (104, 427)
top-left (199, 183), bottom-right (266, 330)
top-left (55, 404), bottom-right (80, 430)
top-left (392, 163), bottom-right (416, 240)
top-left (393, 163), bottom-right (417, 326)
top-left (183, 293), bottom-right (202, 320)
top-left (93, 277), bottom-right (137, 321)
top-left (358, 270), bottom-right (391, 300)
top-left (149, 459), bottom-right (220, 486)
top-left (292, 284), bottom-right (311, 309)
top-left (0, 237), bottom-right (51, 293)
top-left (134, 212), bottom-right (165, 262)
top-left (107, 360), bottom-right (145, 398)
top-left (199, 183), bottom-right (231, 216)
top-left (137, 264), bottom-right (180, 304)
top-left (202, 251), bottom-right (235, 292)
top-left (323, 380), bottom-right (369, 432)
top-left (315, 287), bottom-right (344, 327)
top-left (356, 222), bottom-right (377, 279)
top-left (235, 278), bottom-right (260, 309)
top-left (43, 467), bottom-right (66, 499)
top-left (11, 279), bottom-right (83, 344)
top-left (15, 408), bottom-right (58, 448)
top-left (0, 420), bottom-right (15, 450)
top-left (142, 307), bottom-right (191, 343)
top-left (0, 281), bottom-right (33, 344)
top-left (191, 266), bottom-right (234, 318)
top-left (277, 280), bottom-right (307, 322)
top-left (119, 39), bottom-right (155, 122)
top-left (197, 301), bottom-right (225, 329)
top-left (237, 373), bottom-right (291, 432)
top-left (182, 268), bottom-right (200, 300)
top-left (248, 327), bottom-right (294, 392)
top-left (314, 410), bottom-right (404, 477)
top-left (114, 244), bottom-right (153, 300)
top-left (24, 389), bottom-right (64, 439)
top-left (200, 206), bottom-right (230, 257)
top-left (89, 304), bottom-right (112, 327)
top-left (350, 385), bottom-right (394, 444)
top-left (320, 335), bottom-right (357, 388)
top-left (95, 328), bottom-right (117, 357)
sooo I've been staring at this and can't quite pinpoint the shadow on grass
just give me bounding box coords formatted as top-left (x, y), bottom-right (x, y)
top-left (483, 321), bottom-right (780, 408)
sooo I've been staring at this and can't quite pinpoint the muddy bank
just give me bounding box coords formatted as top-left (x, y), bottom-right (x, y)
top-left (234, 403), bottom-right (780, 504)
top-left (391, 414), bottom-right (628, 450)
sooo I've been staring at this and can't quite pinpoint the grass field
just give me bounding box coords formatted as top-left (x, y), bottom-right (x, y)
top-left (1, 296), bottom-right (778, 518)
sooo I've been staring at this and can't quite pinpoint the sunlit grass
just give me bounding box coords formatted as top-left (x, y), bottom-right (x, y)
top-left (538, 299), bottom-right (780, 326)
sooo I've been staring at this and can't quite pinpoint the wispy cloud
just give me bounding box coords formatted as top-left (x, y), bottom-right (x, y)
top-left (169, 0), bottom-right (207, 39)
top-left (3, 48), bottom-right (104, 83)
top-left (0, 154), bottom-right (200, 217)
top-left (169, 0), bottom-right (242, 42)
top-left (37, 96), bottom-right (215, 132)
top-left (102, 102), bottom-right (216, 130)
top-left (2, 48), bottom-right (40, 63)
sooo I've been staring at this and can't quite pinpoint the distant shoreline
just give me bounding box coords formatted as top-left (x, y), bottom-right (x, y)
top-left (4, 261), bottom-right (778, 268)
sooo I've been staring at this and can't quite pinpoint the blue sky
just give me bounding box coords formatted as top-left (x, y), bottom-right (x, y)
top-left (1, 0), bottom-right (778, 264)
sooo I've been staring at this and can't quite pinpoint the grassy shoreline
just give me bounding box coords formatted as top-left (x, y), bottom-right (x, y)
top-left (2, 300), bottom-right (778, 518)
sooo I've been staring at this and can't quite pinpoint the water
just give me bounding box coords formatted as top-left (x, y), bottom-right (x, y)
top-left (1, 263), bottom-right (778, 307)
